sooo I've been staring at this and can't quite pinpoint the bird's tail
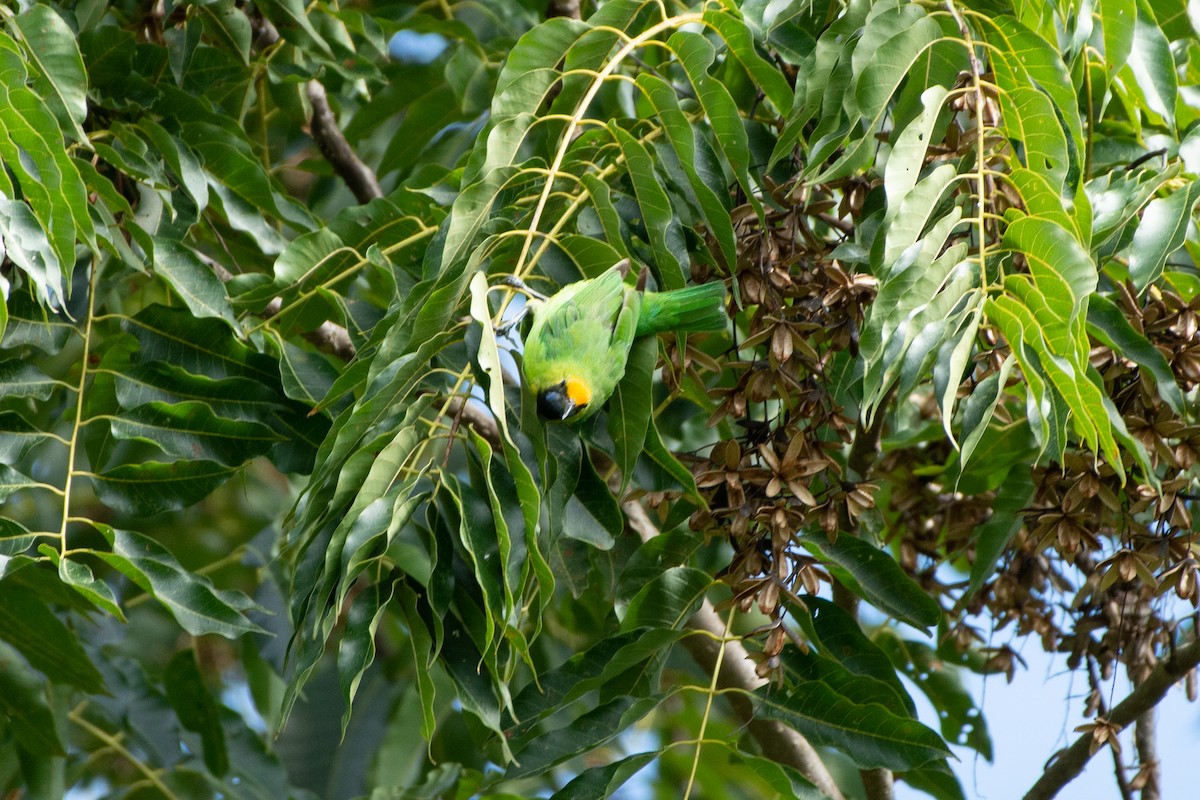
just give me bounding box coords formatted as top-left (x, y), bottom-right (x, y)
top-left (636, 282), bottom-right (728, 336)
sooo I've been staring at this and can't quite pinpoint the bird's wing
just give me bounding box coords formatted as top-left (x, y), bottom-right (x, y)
top-left (539, 264), bottom-right (627, 340)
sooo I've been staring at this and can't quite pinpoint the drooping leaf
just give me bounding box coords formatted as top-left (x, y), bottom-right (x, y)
top-left (0, 640), bottom-right (64, 755)
top-left (85, 525), bottom-right (264, 638)
top-left (0, 580), bottom-right (105, 693)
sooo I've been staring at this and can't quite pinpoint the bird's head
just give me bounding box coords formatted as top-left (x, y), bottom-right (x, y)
top-left (536, 376), bottom-right (591, 421)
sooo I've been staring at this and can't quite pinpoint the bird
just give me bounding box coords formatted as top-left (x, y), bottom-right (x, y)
top-left (514, 259), bottom-right (727, 422)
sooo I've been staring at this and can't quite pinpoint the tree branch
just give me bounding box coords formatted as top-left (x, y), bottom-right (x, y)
top-left (1024, 637), bottom-right (1200, 800)
top-left (306, 80), bottom-right (383, 204)
top-left (621, 500), bottom-right (846, 800)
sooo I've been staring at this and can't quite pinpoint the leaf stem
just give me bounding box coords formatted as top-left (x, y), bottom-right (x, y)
top-left (512, 11), bottom-right (704, 279)
top-left (68, 708), bottom-right (182, 800)
top-left (58, 261), bottom-right (100, 555)
top-left (684, 604), bottom-right (736, 800)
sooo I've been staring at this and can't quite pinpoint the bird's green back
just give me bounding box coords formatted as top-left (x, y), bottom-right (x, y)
top-left (522, 265), bottom-right (641, 419)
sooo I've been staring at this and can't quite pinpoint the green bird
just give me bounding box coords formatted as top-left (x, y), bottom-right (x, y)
top-left (519, 260), bottom-right (727, 421)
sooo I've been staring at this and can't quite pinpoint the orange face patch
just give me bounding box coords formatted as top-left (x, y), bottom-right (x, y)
top-left (564, 376), bottom-right (592, 408)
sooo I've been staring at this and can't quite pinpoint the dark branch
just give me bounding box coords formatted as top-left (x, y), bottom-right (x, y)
top-left (306, 80), bottom-right (383, 204)
top-left (545, 0), bottom-right (581, 19)
top-left (1024, 638), bottom-right (1200, 800)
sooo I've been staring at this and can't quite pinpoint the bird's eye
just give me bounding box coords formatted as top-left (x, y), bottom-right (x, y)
top-left (536, 387), bottom-right (571, 420)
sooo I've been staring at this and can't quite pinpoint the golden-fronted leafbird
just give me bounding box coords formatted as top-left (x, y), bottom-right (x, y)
top-left (520, 260), bottom-right (727, 421)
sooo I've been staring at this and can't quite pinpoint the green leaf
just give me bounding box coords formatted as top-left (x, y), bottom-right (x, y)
top-left (0, 580), bottom-right (105, 693)
top-left (107, 400), bottom-right (280, 467)
top-left (1098, 0), bottom-right (1137, 77)
top-left (90, 459), bottom-right (239, 516)
top-left (0, 463), bottom-right (42, 501)
top-left (757, 669), bottom-right (951, 771)
top-left (669, 30), bottom-right (764, 221)
top-left (507, 695), bottom-right (665, 780)
top-left (55, 557), bottom-right (125, 620)
top-left (337, 578), bottom-right (396, 736)
top-left (635, 73), bottom-right (737, 268)
top-left (1087, 294), bottom-right (1185, 413)
top-left (124, 304), bottom-right (278, 383)
top-left (11, 6), bottom-right (88, 141)
top-left (703, 8), bottom-right (794, 113)
top-left (0, 199), bottom-right (63, 309)
top-left (876, 631), bottom-right (993, 759)
top-left (966, 467), bottom-right (1035, 599)
top-left (610, 126), bottom-right (687, 290)
top-left (195, 0), bottom-right (252, 65)
top-left (606, 335), bottom-right (656, 493)
top-left (469, 270), bottom-right (511, 446)
top-left (550, 752), bottom-right (658, 800)
top-left (250, 0), bottom-right (333, 57)
top-left (1125, 4), bottom-right (1177, 128)
top-left (802, 596), bottom-right (916, 715)
top-left (109, 361), bottom-right (287, 424)
top-left (89, 524), bottom-right (265, 638)
top-left (620, 566), bottom-right (710, 631)
top-left (510, 628), bottom-right (683, 738)
top-left (0, 411), bottom-right (53, 461)
top-left (164, 649), bottom-right (228, 776)
top-left (884, 86), bottom-right (951, 213)
top-left (1128, 179), bottom-right (1200, 292)
top-left (0, 641), bottom-right (64, 755)
top-left (0, 359), bottom-right (58, 400)
top-left (800, 533), bottom-right (941, 631)
top-left (151, 237), bottom-right (239, 328)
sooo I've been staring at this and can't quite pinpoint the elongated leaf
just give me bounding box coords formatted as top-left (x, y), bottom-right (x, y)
top-left (550, 752), bottom-right (658, 800)
top-left (337, 578), bottom-right (396, 735)
top-left (606, 334), bottom-right (657, 493)
top-left (802, 596), bottom-right (916, 714)
top-left (876, 631), bottom-right (993, 759)
top-left (0, 359), bottom-right (58, 400)
top-left (151, 237), bottom-right (239, 328)
top-left (0, 581), bottom-right (105, 693)
top-left (107, 401), bottom-right (280, 467)
top-left (507, 695), bottom-right (665, 779)
top-left (124, 304), bottom-right (278, 383)
top-left (1125, 5), bottom-right (1177, 128)
top-left (164, 649), bottom-right (228, 776)
top-left (195, 0), bottom-right (252, 64)
top-left (801, 533), bottom-right (941, 630)
top-left (1087, 294), bottom-right (1185, 413)
top-left (90, 460), bottom-right (239, 516)
top-left (620, 566), bottom-right (710, 631)
top-left (0, 641), bottom-right (64, 755)
top-left (669, 30), bottom-right (764, 220)
top-left (610, 126), bottom-right (687, 290)
top-left (703, 8), bottom-right (794, 112)
top-left (757, 675), bottom-right (951, 771)
top-left (55, 557), bottom-right (124, 620)
top-left (0, 463), bottom-right (41, 501)
top-left (89, 524), bottom-right (265, 638)
top-left (11, 6), bottom-right (88, 141)
top-left (1128, 179), bottom-right (1200, 292)
top-left (636, 73), bottom-right (737, 267)
top-left (469, 271), bottom-right (511, 445)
